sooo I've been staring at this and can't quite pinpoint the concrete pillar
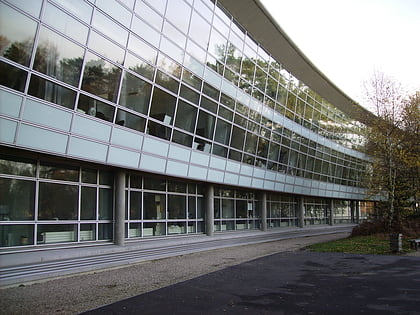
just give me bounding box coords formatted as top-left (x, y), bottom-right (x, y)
top-left (355, 201), bottom-right (360, 223)
top-left (329, 199), bottom-right (334, 226)
top-left (205, 184), bottom-right (214, 236)
top-left (114, 170), bottom-right (125, 246)
top-left (260, 192), bottom-right (267, 232)
top-left (350, 201), bottom-right (355, 223)
top-left (297, 196), bottom-right (304, 228)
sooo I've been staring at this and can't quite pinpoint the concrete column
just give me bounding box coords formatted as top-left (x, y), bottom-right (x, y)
top-left (297, 196), bottom-right (304, 228)
top-left (260, 192), bottom-right (267, 232)
top-left (205, 184), bottom-right (214, 236)
top-left (114, 170), bottom-right (125, 246)
top-left (329, 199), bottom-right (334, 226)
top-left (350, 201), bottom-right (355, 223)
top-left (355, 201), bottom-right (360, 223)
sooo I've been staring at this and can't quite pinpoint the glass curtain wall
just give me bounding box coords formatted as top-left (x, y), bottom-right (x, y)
top-left (267, 193), bottom-right (298, 227)
top-left (304, 198), bottom-right (329, 225)
top-left (0, 0), bottom-right (368, 191)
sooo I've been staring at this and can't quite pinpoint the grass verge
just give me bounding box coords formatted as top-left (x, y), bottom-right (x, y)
top-left (307, 234), bottom-right (413, 255)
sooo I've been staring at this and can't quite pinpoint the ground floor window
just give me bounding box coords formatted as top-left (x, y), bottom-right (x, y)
top-left (0, 154), bottom-right (113, 247)
top-left (267, 193), bottom-right (298, 228)
top-left (125, 176), bottom-right (205, 238)
top-left (213, 188), bottom-right (259, 231)
top-left (304, 198), bottom-right (329, 225)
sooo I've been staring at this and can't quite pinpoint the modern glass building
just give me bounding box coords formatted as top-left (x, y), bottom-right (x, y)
top-left (0, 0), bottom-right (374, 249)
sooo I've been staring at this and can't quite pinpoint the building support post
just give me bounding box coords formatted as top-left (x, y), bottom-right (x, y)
top-left (329, 199), bottom-right (334, 226)
top-left (298, 196), bottom-right (304, 228)
top-left (115, 169), bottom-right (125, 246)
top-left (356, 201), bottom-right (360, 223)
top-left (205, 184), bottom-right (214, 236)
top-left (260, 192), bottom-right (267, 232)
top-left (350, 200), bottom-right (355, 223)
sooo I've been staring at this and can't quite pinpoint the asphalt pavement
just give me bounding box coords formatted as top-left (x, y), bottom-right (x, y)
top-left (82, 251), bottom-right (420, 315)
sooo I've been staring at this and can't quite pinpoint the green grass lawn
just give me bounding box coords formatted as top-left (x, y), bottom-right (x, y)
top-left (308, 234), bottom-right (413, 255)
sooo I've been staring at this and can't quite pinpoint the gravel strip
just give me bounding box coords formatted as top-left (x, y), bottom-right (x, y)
top-left (1, 232), bottom-right (350, 314)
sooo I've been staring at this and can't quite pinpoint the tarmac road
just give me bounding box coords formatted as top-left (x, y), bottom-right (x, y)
top-left (83, 251), bottom-right (420, 315)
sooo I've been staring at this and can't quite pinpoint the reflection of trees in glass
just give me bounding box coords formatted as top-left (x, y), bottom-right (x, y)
top-left (1, 37), bottom-right (33, 66)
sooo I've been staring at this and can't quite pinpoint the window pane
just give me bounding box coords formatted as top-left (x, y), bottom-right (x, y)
top-left (99, 188), bottom-right (113, 220)
top-left (134, 1), bottom-right (163, 31)
top-left (230, 126), bottom-right (245, 150)
top-left (88, 31), bottom-right (124, 64)
top-left (196, 110), bottom-right (215, 139)
top-left (0, 155), bottom-right (36, 176)
top-left (188, 10), bottom-right (210, 49)
top-left (147, 121), bottom-right (171, 140)
top-left (172, 130), bottom-right (193, 147)
top-left (155, 70), bottom-right (179, 94)
top-left (149, 87), bottom-right (176, 124)
top-left (0, 61), bottom-right (27, 92)
top-left (39, 162), bottom-right (79, 181)
top-left (81, 53), bottom-right (121, 102)
top-left (168, 195), bottom-right (186, 219)
top-left (81, 186), bottom-right (96, 220)
top-left (0, 178), bottom-right (35, 221)
top-left (77, 94), bottom-right (115, 122)
top-left (0, 225), bottom-right (34, 247)
top-left (119, 72), bottom-right (152, 114)
top-left (37, 224), bottom-right (77, 244)
top-left (0, 3), bottom-right (37, 66)
top-left (125, 53), bottom-right (155, 80)
top-left (188, 196), bottom-right (196, 219)
top-left (38, 182), bottom-right (78, 220)
top-left (144, 193), bottom-right (166, 219)
top-left (116, 109), bottom-right (146, 132)
top-left (28, 75), bottom-right (76, 109)
top-left (43, 2), bottom-right (88, 44)
top-left (129, 191), bottom-right (142, 219)
top-left (175, 100), bottom-right (197, 133)
top-left (33, 27), bottom-right (84, 86)
top-left (165, 0), bottom-right (191, 34)
top-left (214, 119), bottom-right (231, 145)
top-left (128, 34), bottom-right (158, 65)
top-left (144, 178), bottom-right (166, 191)
top-left (92, 10), bottom-right (128, 46)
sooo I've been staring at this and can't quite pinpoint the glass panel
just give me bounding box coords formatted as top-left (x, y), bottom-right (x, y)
top-left (125, 53), bottom-right (155, 80)
top-left (92, 10), bottom-right (128, 46)
top-left (131, 15), bottom-right (161, 48)
top-left (28, 75), bottom-right (76, 109)
top-left (200, 96), bottom-right (217, 114)
top-left (168, 195), bottom-right (186, 219)
top-left (99, 188), bottom-right (112, 220)
top-left (180, 84), bottom-right (199, 104)
top-left (0, 178), bottom-right (35, 221)
top-left (0, 61), bottom-right (27, 92)
top-left (188, 10), bottom-right (210, 49)
top-left (0, 225), bottom-right (34, 247)
top-left (144, 222), bottom-right (166, 236)
top-left (182, 69), bottom-right (202, 90)
top-left (144, 0), bottom-right (167, 15)
top-left (0, 3), bottom-right (37, 66)
top-left (81, 53), bottom-right (122, 102)
top-left (168, 181), bottom-right (187, 192)
top-left (98, 223), bottom-right (113, 240)
top-left (37, 224), bottom-right (77, 244)
top-left (157, 54), bottom-right (182, 78)
top-left (214, 119), bottom-right (231, 145)
top-left (38, 182), bottom-right (78, 220)
top-left (165, 0), bottom-right (191, 34)
top-left (175, 100), bottom-right (197, 133)
top-left (196, 110), bottom-right (215, 140)
top-left (244, 132), bottom-right (258, 154)
top-left (149, 87), bottom-right (176, 124)
top-left (81, 186), bottom-right (96, 220)
top-left (39, 162), bottom-right (78, 181)
top-left (116, 109), bottom-right (146, 132)
top-left (155, 70), bottom-right (179, 94)
top-left (128, 34), bottom-right (158, 65)
top-left (162, 21), bottom-right (187, 49)
top-left (80, 224), bottom-right (95, 241)
top-left (222, 199), bottom-right (234, 218)
top-left (77, 94), bottom-right (115, 122)
top-left (43, 2), bottom-right (89, 44)
top-left (147, 121), bottom-right (171, 140)
top-left (99, 170), bottom-right (113, 185)
top-left (129, 191), bottom-right (142, 219)
top-left (51, 0), bottom-right (93, 23)
top-left (230, 126), bottom-right (245, 150)
top-left (144, 178), bottom-right (166, 191)
top-left (172, 130), bottom-right (193, 147)
top-left (96, 0), bottom-right (131, 28)
top-left (82, 169), bottom-right (97, 183)
top-left (119, 71), bottom-right (152, 114)
top-left (144, 193), bottom-right (166, 219)
top-left (188, 196), bottom-right (196, 219)
top-left (134, 1), bottom-right (163, 31)
top-left (0, 155), bottom-right (36, 176)
top-left (88, 31), bottom-right (124, 64)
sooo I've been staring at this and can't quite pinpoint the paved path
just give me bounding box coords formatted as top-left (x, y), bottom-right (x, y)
top-left (83, 251), bottom-right (420, 315)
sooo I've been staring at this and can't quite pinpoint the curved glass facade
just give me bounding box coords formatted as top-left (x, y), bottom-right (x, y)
top-left (0, 0), bottom-right (371, 248)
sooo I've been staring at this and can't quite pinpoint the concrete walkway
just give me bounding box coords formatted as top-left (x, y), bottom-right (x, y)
top-left (0, 225), bottom-right (353, 287)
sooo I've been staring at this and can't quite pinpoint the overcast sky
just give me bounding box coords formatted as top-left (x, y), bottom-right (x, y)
top-left (259, 0), bottom-right (420, 104)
